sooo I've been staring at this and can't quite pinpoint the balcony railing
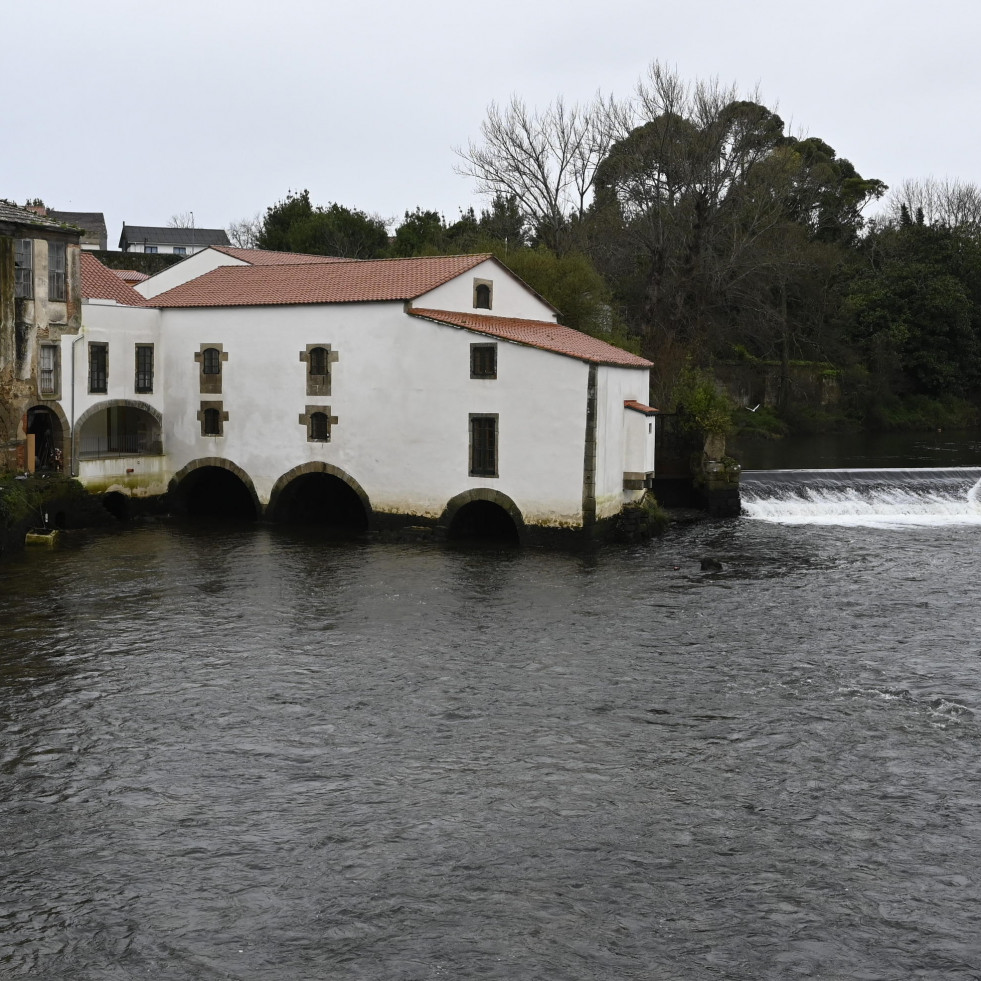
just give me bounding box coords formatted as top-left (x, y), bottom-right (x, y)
top-left (78, 434), bottom-right (162, 458)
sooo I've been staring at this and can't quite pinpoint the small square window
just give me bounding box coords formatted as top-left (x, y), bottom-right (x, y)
top-left (471, 344), bottom-right (497, 379)
top-left (145, 245), bottom-right (159, 254)
top-left (173, 246), bottom-right (186, 255)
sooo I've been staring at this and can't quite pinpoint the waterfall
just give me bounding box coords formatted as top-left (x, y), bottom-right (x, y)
top-left (741, 468), bottom-right (981, 527)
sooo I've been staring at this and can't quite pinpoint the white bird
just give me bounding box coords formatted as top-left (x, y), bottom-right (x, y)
top-left (744, 404), bottom-right (761, 412)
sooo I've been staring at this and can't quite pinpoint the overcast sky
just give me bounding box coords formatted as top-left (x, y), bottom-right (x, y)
top-left (3, 0), bottom-right (978, 245)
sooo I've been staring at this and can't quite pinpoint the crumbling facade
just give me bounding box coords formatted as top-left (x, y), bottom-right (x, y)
top-left (0, 202), bottom-right (81, 472)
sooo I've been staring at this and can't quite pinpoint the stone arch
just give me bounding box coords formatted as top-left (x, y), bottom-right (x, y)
top-left (267, 461), bottom-right (372, 523)
top-left (438, 488), bottom-right (525, 543)
top-left (72, 398), bottom-right (164, 472)
top-left (168, 456), bottom-right (262, 519)
top-left (74, 398), bottom-right (163, 434)
top-left (25, 401), bottom-right (70, 471)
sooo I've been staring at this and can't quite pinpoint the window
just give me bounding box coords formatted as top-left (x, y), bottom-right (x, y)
top-left (309, 346), bottom-right (328, 376)
top-left (135, 344), bottom-right (154, 393)
top-left (196, 344), bottom-right (226, 394)
top-left (15, 240), bottom-right (32, 298)
top-left (300, 405), bottom-right (335, 442)
top-left (310, 412), bottom-right (330, 441)
top-left (198, 402), bottom-right (227, 436)
top-left (473, 279), bottom-right (493, 310)
top-left (470, 343), bottom-right (497, 379)
top-left (469, 414), bottom-right (498, 477)
top-left (202, 347), bottom-right (221, 374)
top-left (145, 245), bottom-right (159, 254)
top-left (88, 343), bottom-right (108, 393)
top-left (202, 408), bottom-right (221, 435)
top-left (39, 344), bottom-right (59, 395)
top-left (301, 343), bottom-right (335, 396)
top-left (48, 242), bottom-right (66, 301)
top-left (173, 246), bottom-right (186, 255)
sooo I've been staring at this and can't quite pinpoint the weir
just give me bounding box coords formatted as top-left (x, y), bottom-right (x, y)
top-left (741, 467), bottom-right (981, 526)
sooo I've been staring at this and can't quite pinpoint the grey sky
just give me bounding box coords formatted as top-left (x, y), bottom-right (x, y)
top-left (3, 0), bottom-right (977, 244)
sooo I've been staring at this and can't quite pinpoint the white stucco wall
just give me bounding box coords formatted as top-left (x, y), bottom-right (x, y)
top-left (593, 365), bottom-right (655, 517)
top-left (157, 301), bottom-right (592, 526)
top-left (416, 258), bottom-right (558, 320)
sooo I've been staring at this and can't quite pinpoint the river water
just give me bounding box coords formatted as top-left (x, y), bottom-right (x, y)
top-left (3, 434), bottom-right (981, 979)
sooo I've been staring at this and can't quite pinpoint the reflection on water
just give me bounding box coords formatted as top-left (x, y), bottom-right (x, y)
top-left (3, 516), bottom-right (981, 979)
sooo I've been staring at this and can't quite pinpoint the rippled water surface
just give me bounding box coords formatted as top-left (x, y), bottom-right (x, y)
top-left (3, 513), bottom-right (981, 979)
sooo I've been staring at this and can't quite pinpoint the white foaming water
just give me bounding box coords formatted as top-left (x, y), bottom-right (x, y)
top-left (741, 468), bottom-right (981, 527)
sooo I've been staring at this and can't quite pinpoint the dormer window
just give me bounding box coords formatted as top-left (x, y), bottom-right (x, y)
top-left (473, 279), bottom-right (493, 310)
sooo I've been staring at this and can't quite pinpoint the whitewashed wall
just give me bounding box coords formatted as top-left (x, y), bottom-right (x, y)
top-left (158, 301), bottom-right (591, 526)
top-left (417, 259), bottom-right (558, 320)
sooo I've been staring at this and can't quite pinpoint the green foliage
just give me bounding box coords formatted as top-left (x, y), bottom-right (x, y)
top-left (672, 367), bottom-right (735, 437)
top-left (256, 190), bottom-right (388, 258)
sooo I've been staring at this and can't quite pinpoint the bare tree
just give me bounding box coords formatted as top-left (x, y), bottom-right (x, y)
top-left (168, 211), bottom-right (195, 228)
top-left (456, 92), bottom-right (625, 252)
top-left (885, 177), bottom-right (981, 232)
top-left (227, 213), bottom-right (263, 249)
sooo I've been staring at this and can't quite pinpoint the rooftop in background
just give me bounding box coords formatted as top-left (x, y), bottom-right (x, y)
top-left (150, 254), bottom-right (492, 307)
top-left (41, 209), bottom-right (107, 250)
top-left (409, 309), bottom-right (653, 369)
top-left (119, 224), bottom-right (231, 252)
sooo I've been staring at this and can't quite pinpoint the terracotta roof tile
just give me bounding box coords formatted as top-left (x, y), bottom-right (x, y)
top-left (113, 269), bottom-right (149, 283)
top-left (151, 254), bottom-right (492, 308)
top-left (624, 399), bottom-right (659, 414)
top-left (80, 253), bottom-right (146, 305)
top-left (410, 308), bottom-right (653, 368)
top-left (210, 245), bottom-right (351, 265)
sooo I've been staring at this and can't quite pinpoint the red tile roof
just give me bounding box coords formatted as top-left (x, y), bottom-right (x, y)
top-left (211, 245), bottom-right (351, 265)
top-left (80, 253), bottom-right (146, 305)
top-left (151, 254), bottom-right (492, 308)
top-left (410, 309), bottom-right (653, 368)
top-left (624, 399), bottom-right (659, 414)
top-left (113, 269), bottom-right (148, 283)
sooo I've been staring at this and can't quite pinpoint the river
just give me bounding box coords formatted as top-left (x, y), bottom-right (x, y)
top-left (2, 432), bottom-right (981, 979)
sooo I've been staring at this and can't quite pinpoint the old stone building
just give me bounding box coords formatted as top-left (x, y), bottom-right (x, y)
top-left (0, 202), bottom-right (82, 471)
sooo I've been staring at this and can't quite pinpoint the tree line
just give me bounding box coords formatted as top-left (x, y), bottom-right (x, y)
top-left (229, 63), bottom-right (981, 433)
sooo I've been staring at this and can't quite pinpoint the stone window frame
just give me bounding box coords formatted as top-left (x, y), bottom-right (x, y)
top-left (48, 242), bottom-right (67, 301)
top-left (473, 278), bottom-right (493, 310)
top-left (39, 342), bottom-right (61, 399)
top-left (15, 239), bottom-right (33, 299)
top-left (88, 342), bottom-right (108, 394)
top-left (299, 344), bottom-right (339, 397)
top-left (135, 343), bottom-right (154, 394)
top-left (470, 343), bottom-right (497, 379)
top-left (198, 401), bottom-right (228, 437)
top-left (195, 343), bottom-right (228, 394)
top-left (469, 413), bottom-right (498, 478)
top-left (299, 404), bottom-right (337, 443)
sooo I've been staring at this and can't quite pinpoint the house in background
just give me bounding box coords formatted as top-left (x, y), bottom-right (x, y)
top-left (119, 223), bottom-right (230, 256)
top-left (0, 201), bottom-right (82, 472)
top-left (70, 249), bottom-right (658, 543)
top-left (23, 206), bottom-right (107, 251)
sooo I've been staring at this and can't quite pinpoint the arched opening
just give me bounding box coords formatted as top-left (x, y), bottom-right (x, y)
top-left (447, 499), bottom-right (520, 544)
top-left (270, 472), bottom-right (368, 532)
top-left (76, 403), bottom-right (162, 459)
top-left (175, 466), bottom-right (258, 521)
top-left (103, 491), bottom-right (130, 521)
top-left (26, 406), bottom-right (64, 471)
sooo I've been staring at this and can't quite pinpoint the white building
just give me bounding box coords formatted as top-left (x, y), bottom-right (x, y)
top-left (69, 249), bottom-right (657, 543)
top-left (118, 224), bottom-right (231, 256)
